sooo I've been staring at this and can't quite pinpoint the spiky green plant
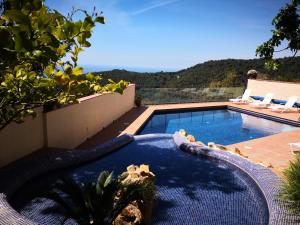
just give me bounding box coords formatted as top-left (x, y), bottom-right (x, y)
top-left (47, 170), bottom-right (154, 225)
top-left (279, 154), bottom-right (300, 214)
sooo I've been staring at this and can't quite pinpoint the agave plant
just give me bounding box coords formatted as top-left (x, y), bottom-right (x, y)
top-left (279, 154), bottom-right (300, 214)
top-left (47, 170), bottom-right (152, 225)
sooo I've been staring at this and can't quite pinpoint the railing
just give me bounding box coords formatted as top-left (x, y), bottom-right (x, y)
top-left (136, 87), bottom-right (245, 105)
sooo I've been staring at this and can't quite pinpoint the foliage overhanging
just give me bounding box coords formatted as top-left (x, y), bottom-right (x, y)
top-left (0, 0), bottom-right (128, 131)
top-left (256, 0), bottom-right (300, 70)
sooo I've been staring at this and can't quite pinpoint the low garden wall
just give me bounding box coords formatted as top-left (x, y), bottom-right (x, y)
top-left (247, 79), bottom-right (300, 100)
top-left (0, 107), bottom-right (45, 168)
top-left (0, 84), bottom-right (135, 167)
top-left (46, 84), bottom-right (135, 149)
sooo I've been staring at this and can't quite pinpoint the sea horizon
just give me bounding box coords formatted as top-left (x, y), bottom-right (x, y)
top-left (82, 65), bottom-right (180, 73)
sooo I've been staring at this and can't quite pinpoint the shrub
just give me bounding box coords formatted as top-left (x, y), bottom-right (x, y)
top-left (279, 154), bottom-right (300, 214)
top-left (47, 165), bottom-right (155, 225)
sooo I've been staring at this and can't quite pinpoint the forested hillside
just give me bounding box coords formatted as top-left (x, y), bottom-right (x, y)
top-left (97, 57), bottom-right (300, 88)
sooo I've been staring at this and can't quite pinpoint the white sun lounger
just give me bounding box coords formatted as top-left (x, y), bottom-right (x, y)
top-left (289, 143), bottom-right (300, 155)
top-left (229, 89), bottom-right (251, 104)
top-left (250, 93), bottom-right (274, 108)
top-left (268, 96), bottom-right (299, 113)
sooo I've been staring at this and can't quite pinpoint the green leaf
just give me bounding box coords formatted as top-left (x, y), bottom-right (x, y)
top-left (33, 50), bottom-right (42, 57)
top-left (96, 171), bottom-right (109, 194)
top-left (81, 41), bottom-right (91, 48)
top-left (104, 172), bottom-right (113, 188)
top-left (55, 71), bottom-right (64, 77)
top-left (95, 16), bottom-right (105, 24)
top-left (74, 47), bottom-right (83, 55)
top-left (64, 64), bottom-right (72, 74)
top-left (93, 85), bottom-right (102, 92)
top-left (61, 75), bottom-right (70, 84)
top-left (1, 82), bottom-right (7, 87)
top-left (56, 60), bottom-right (64, 66)
top-left (85, 73), bottom-right (94, 81)
top-left (72, 67), bottom-right (83, 76)
top-left (3, 10), bottom-right (30, 24)
top-left (83, 16), bottom-right (94, 30)
top-left (57, 44), bottom-right (68, 56)
top-left (54, 27), bottom-right (66, 40)
top-left (44, 64), bottom-right (55, 76)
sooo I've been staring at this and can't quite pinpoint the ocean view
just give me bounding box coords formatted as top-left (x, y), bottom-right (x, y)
top-left (82, 65), bottom-right (180, 73)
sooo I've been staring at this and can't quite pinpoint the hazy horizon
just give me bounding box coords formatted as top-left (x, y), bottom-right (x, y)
top-left (83, 64), bottom-right (180, 73)
top-left (83, 56), bottom-right (299, 73)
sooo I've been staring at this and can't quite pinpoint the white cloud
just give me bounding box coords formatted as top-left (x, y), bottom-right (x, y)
top-left (131, 0), bottom-right (180, 16)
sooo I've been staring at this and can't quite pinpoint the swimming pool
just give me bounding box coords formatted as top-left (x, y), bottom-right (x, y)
top-left (139, 108), bottom-right (299, 145)
top-left (11, 134), bottom-right (270, 225)
top-left (3, 108), bottom-right (300, 225)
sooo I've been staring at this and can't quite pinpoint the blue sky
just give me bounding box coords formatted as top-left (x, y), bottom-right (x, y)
top-left (46, 0), bottom-right (293, 71)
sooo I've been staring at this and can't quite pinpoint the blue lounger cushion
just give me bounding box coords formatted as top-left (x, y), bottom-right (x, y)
top-left (250, 96), bottom-right (300, 108)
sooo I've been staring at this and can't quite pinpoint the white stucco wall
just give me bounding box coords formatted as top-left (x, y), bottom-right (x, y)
top-left (45, 84), bottom-right (135, 149)
top-left (0, 85), bottom-right (135, 167)
top-left (0, 107), bottom-right (44, 167)
top-left (247, 79), bottom-right (300, 100)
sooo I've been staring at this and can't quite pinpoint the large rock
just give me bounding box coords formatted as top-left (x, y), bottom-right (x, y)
top-left (113, 201), bottom-right (142, 225)
top-left (114, 164), bottom-right (155, 225)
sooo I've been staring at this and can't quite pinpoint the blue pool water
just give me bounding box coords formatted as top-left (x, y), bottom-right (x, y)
top-left (139, 109), bottom-right (298, 145)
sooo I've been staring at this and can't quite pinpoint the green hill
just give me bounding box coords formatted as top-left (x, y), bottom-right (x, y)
top-left (97, 57), bottom-right (300, 88)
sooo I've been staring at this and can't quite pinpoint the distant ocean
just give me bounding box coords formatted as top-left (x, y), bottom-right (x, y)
top-left (82, 65), bottom-right (180, 73)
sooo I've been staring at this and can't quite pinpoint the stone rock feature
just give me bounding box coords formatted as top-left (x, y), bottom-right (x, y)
top-left (176, 129), bottom-right (205, 147)
top-left (121, 164), bottom-right (155, 185)
top-left (186, 135), bottom-right (196, 142)
top-left (178, 129), bottom-right (187, 137)
top-left (208, 142), bottom-right (249, 158)
top-left (114, 201), bottom-right (142, 225)
top-left (176, 130), bottom-right (278, 171)
top-left (114, 164), bottom-right (155, 225)
top-left (177, 130), bottom-right (250, 159)
top-left (233, 147), bottom-right (249, 158)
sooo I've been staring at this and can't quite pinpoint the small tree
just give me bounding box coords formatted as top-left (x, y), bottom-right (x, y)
top-left (256, 0), bottom-right (300, 70)
top-left (0, 0), bottom-right (128, 131)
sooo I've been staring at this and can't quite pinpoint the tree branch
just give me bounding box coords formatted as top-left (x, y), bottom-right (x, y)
top-left (0, 105), bottom-right (38, 132)
top-left (274, 46), bottom-right (289, 52)
top-left (293, 50), bottom-right (298, 57)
